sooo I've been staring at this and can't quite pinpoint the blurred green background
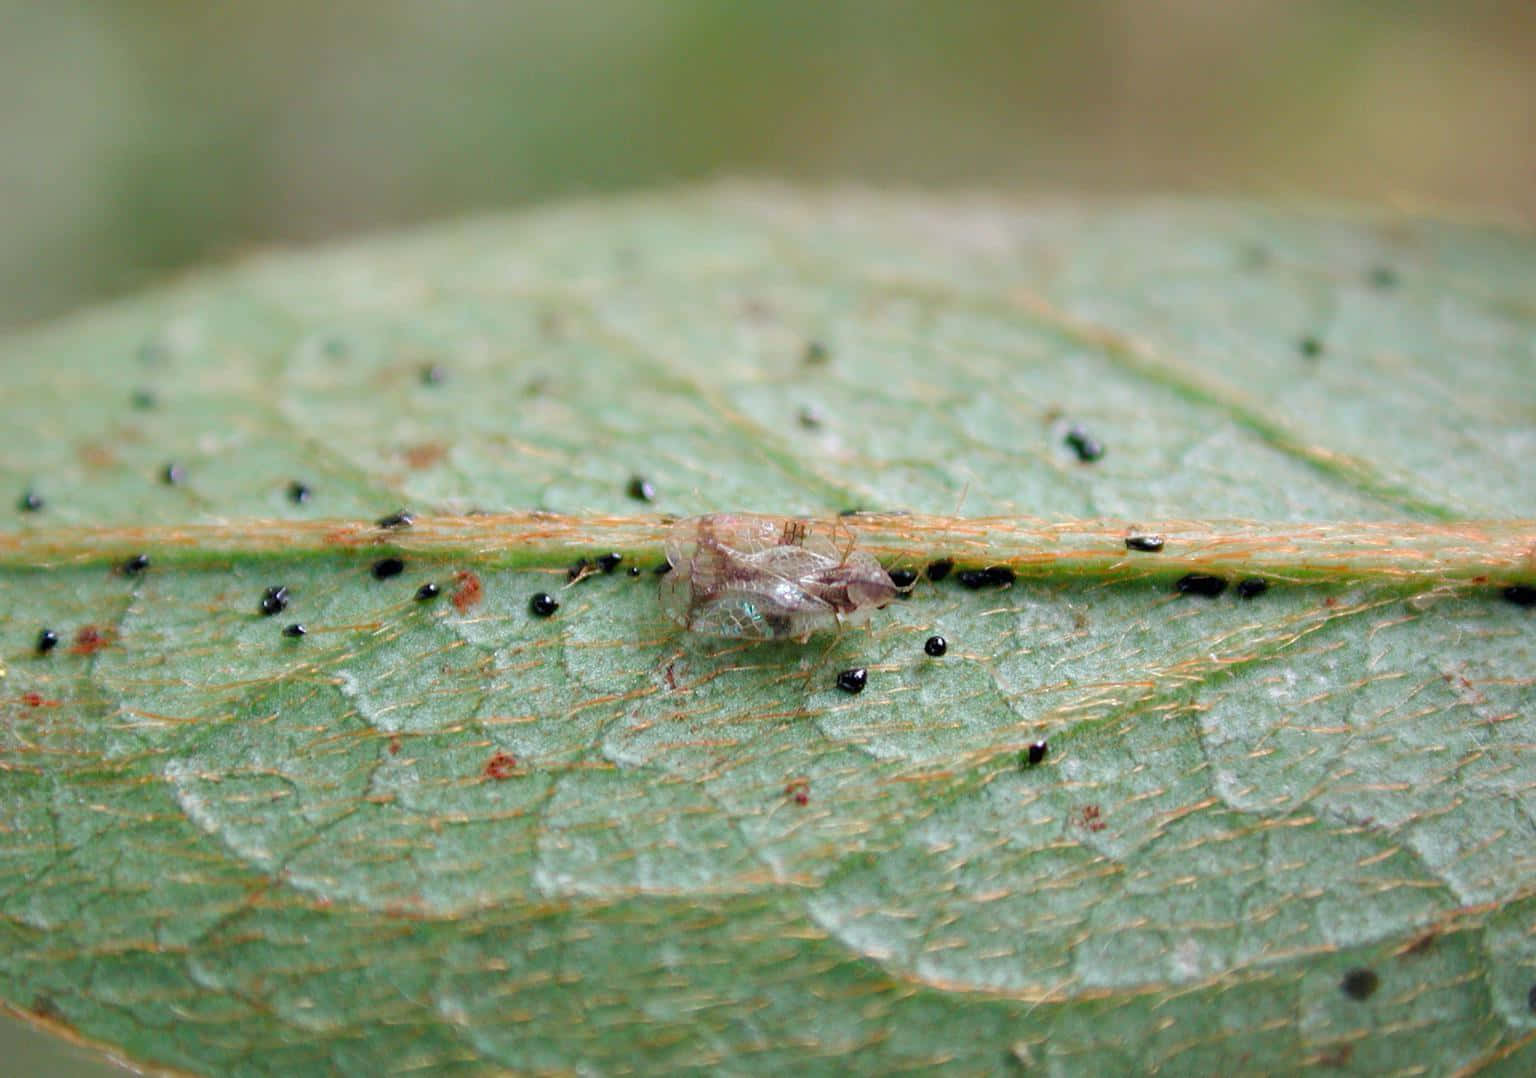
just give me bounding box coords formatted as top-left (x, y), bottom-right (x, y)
top-left (2, 0), bottom-right (1534, 331)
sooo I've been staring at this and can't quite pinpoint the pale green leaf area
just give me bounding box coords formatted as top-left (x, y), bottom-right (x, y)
top-left (1, 188), bottom-right (1534, 1074)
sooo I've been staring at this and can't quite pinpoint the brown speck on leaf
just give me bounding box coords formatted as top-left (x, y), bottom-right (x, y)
top-left (785, 778), bottom-right (810, 805)
top-left (401, 443), bottom-right (448, 470)
top-left (70, 625), bottom-right (114, 655)
top-left (451, 571), bottom-right (483, 612)
top-left (388, 735), bottom-right (402, 756)
top-left (483, 752), bottom-right (518, 780)
top-left (740, 296), bottom-right (775, 321)
top-left (1316, 1044), bottom-right (1354, 1069)
top-left (1078, 804), bottom-right (1106, 832)
top-left (21, 692), bottom-right (60, 708)
top-left (77, 441), bottom-right (117, 470)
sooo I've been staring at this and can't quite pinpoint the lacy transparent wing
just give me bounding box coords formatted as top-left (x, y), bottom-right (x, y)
top-left (666, 514), bottom-right (841, 564)
top-left (681, 583), bottom-right (840, 640)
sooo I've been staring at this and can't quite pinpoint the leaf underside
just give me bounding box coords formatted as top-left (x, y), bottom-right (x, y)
top-left (1, 187), bottom-right (1534, 1074)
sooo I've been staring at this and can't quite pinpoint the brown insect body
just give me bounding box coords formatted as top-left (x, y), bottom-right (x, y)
top-left (660, 514), bottom-right (896, 640)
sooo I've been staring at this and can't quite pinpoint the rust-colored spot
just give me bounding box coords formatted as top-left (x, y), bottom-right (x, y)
top-left (1472, 575), bottom-right (1488, 584)
top-left (483, 752), bottom-right (518, 780)
top-left (1078, 804), bottom-right (1106, 832)
top-left (1316, 1044), bottom-right (1354, 1068)
top-left (785, 778), bottom-right (810, 805)
top-left (20, 692), bottom-right (59, 709)
top-left (69, 625), bottom-right (114, 655)
top-left (401, 442), bottom-right (448, 470)
top-left (77, 440), bottom-right (117, 470)
top-left (664, 662), bottom-right (679, 691)
top-left (388, 735), bottom-right (401, 756)
top-left (451, 570), bottom-right (483, 613)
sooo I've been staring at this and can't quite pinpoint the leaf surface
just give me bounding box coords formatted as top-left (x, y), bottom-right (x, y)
top-left (1, 188), bottom-right (1534, 1074)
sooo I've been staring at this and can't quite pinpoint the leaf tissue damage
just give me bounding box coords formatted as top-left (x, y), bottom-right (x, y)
top-left (1, 188), bottom-right (1535, 1074)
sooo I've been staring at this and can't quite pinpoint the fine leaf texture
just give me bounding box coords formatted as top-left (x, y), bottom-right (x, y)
top-left (1, 187), bottom-right (1534, 1074)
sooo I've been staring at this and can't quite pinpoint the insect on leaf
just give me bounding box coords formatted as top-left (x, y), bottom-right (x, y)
top-left (660, 513), bottom-right (896, 639)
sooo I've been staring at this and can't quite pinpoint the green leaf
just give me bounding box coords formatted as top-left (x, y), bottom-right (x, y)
top-left (2, 188), bottom-right (1534, 1074)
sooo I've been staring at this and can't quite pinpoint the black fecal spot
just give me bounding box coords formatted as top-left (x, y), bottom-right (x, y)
top-left (627, 476), bottom-right (656, 502)
top-left (958, 566), bottom-right (1015, 589)
top-left (797, 405), bottom-right (823, 430)
top-left (415, 582), bottom-right (441, 601)
top-left (131, 388), bottom-right (158, 410)
top-left (18, 489), bottom-right (44, 512)
top-left (161, 462), bottom-right (185, 485)
top-left (420, 363), bottom-right (446, 386)
top-left (924, 635), bottom-right (947, 657)
top-left (376, 510), bottom-right (414, 529)
top-left (888, 568), bottom-right (918, 589)
top-left (803, 339), bottom-right (830, 366)
top-left (596, 552), bottom-right (623, 573)
top-left (1367, 265), bottom-right (1398, 289)
top-left (835, 667), bottom-right (867, 694)
top-left (1502, 585), bottom-right (1536, 607)
top-left (567, 558), bottom-right (591, 582)
top-left (1340, 968), bottom-right (1379, 1001)
top-left (282, 623), bottom-right (307, 638)
top-left (654, 563), bottom-right (673, 576)
top-left (372, 557), bottom-right (405, 580)
top-left (627, 566), bottom-right (642, 577)
top-left (259, 585), bottom-right (290, 616)
top-left (1299, 336), bottom-right (1323, 358)
top-left (1125, 535), bottom-right (1164, 553)
top-left (1527, 982), bottom-right (1536, 1014)
top-left (122, 554), bottom-right (150, 575)
top-left (1020, 741), bottom-right (1049, 767)
top-left (288, 481), bottom-right (312, 505)
top-left (35, 629), bottom-right (59, 655)
top-left (1236, 577), bottom-right (1269, 600)
top-left (1176, 573), bottom-right (1227, 598)
top-left (926, 558), bottom-right (954, 582)
top-left (530, 592), bottom-right (560, 617)
top-left (1064, 425), bottom-right (1105, 463)
top-left (838, 507), bottom-right (864, 517)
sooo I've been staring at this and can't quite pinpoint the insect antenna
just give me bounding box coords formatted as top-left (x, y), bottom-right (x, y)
top-left (828, 514), bottom-right (858, 565)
